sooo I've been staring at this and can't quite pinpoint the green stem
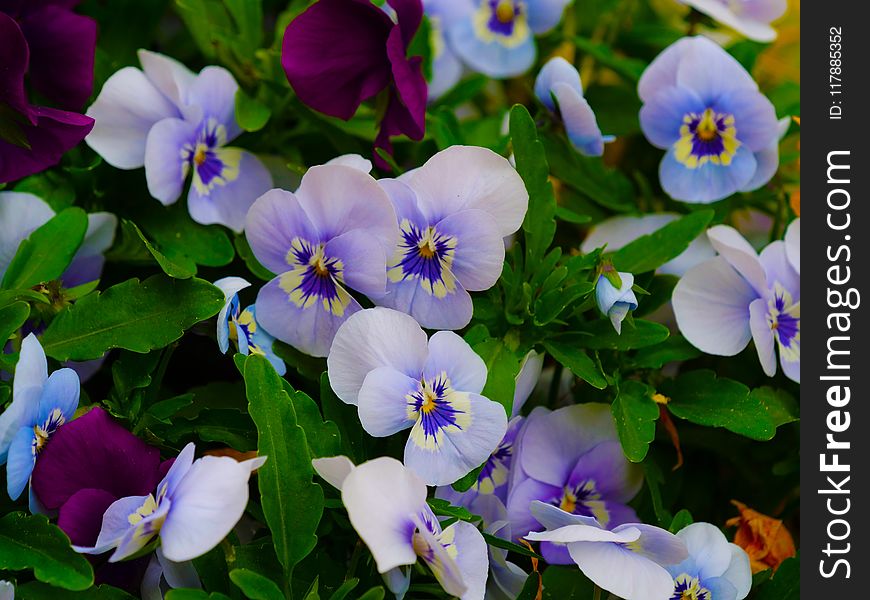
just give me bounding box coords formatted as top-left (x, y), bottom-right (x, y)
top-left (593, 584), bottom-right (603, 600)
top-left (547, 362), bottom-right (564, 407)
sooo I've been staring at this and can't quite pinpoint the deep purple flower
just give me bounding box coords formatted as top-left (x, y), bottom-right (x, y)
top-left (30, 407), bottom-right (169, 545)
top-left (0, 11), bottom-right (94, 183)
top-left (281, 0), bottom-right (427, 169)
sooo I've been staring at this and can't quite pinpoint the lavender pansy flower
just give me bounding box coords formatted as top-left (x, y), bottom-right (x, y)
top-left (581, 214), bottom-right (716, 277)
top-left (446, 0), bottom-right (572, 78)
top-left (0, 13), bottom-right (93, 184)
top-left (506, 403), bottom-right (643, 564)
top-left (680, 0), bottom-right (787, 42)
top-left (638, 36), bottom-right (780, 203)
top-left (313, 456), bottom-right (488, 600)
top-left (526, 501), bottom-right (688, 600)
top-left (534, 57), bottom-right (613, 156)
top-left (423, 0), bottom-right (466, 99)
top-left (281, 0), bottom-right (427, 169)
top-left (0, 580), bottom-right (10, 600)
top-left (667, 522), bottom-right (752, 600)
top-left (596, 272), bottom-right (638, 334)
top-left (214, 277), bottom-right (285, 375)
top-left (672, 222), bottom-right (799, 382)
top-left (85, 50), bottom-right (272, 232)
top-left (245, 165), bottom-right (398, 357)
top-left (76, 442), bottom-right (265, 565)
top-left (0, 334), bottom-right (79, 501)
top-left (376, 145), bottom-right (528, 330)
top-left (328, 308), bottom-right (508, 486)
top-left (0, 192), bottom-right (117, 287)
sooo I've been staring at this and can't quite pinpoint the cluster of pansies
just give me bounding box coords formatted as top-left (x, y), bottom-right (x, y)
top-left (0, 0), bottom-right (799, 599)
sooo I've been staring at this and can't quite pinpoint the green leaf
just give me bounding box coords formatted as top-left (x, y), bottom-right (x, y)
top-left (1, 208), bottom-right (88, 290)
top-left (327, 579), bottom-right (359, 600)
top-left (0, 512), bottom-right (94, 590)
top-left (320, 373), bottom-right (368, 463)
top-left (566, 319), bottom-right (670, 351)
top-left (534, 282), bottom-right (594, 326)
top-left (451, 462), bottom-right (484, 493)
top-left (472, 336), bottom-right (523, 416)
top-left (223, 0), bottom-right (264, 53)
top-left (235, 234), bottom-right (276, 281)
top-left (668, 509), bottom-right (694, 533)
top-left (541, 566), bottom-right (594, 599)
top-left (663, 370), bottom-right (777, 440)
top-left (235, 88), bottom-right (271, 133)
top-left (41, 275), bottom-right (224, 361)
top-left (174, 0), bottom-right (233, 59)
top-left (15, 583), bottom-right (137, 600)
top-left (753, 555), bottom-right (799, 600)
top-left (161, 408), bottom-right (257, 450)
top-left (516, 572), bottom-right (542, 600)
top-left (629, 335), bottom-right (700, 369)
top-left (641, 460), bottom-right (672, 526)
top-left (611, 210), bottom-right (714, 274)
top-left (165, 591), bottom-right (233, 600)
top-left (281, 380), bottom-right (342, 458)
top-left (356, 587), bottom-right (385, 600)
top-left (751, 386), bottom-right (800, 428)
top-left (510, 104), bottom-right (556, 270)
top-left (123, 220), bottom-right (196, 279)
top-left (244, 355), bottom-right (324, 589)
top-left (481, 532), bottom-right (543, 559)
top-left (543, 341), bottom-right (607, 389)
top-left (0, 289), bottom-right (49, 308)
top-left (229, 569), bottom-right (284, 600)
top-left (612, 380), bottom-right (659, 462)
top-left (572, 36), bottom-right (647, 81)
top-left (0, 301), bottom-right (29, 346)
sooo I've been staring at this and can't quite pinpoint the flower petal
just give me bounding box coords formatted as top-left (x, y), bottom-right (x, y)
top-left (137, 50), bottom-right (197, 115)
top-left (325, 229), bottom-right (388, 299)
top-left (37, 367), bottom-right (80, 423)
top-left (565, 540), bottom-right (677, 600)
top-left (185, 66), bottom-right (241, 141)
top-left (659, 145), bottom-right (757, 204)
top-left (673, 522), bottom-right (733, 581)
top-left (327, 307), bottom-right (429, 405)
top-left (446, 520), bottom-right (489, 600)
top-left (0, 192), bottom-right (54, 279)
top-left (6, 426), bottom-right (36, 500)
top-left (707, 225), bottom-right (769, 294)
top-left (379, 274), bottom-right (474, 331)
top-left (435, 209), bottom-right (505, 291)
top-left (144, 118), bottom-right (196, 205)
top-left (57, 488), bottom-right (117, 546)
top-left (244, 188), bottom-right (319, 275)
top-left (312, 455), bottom-right (356, 491)
top-left (526, 0), bottom-right (572, 34)
top-left (424, 331), bottom-right (487, 394)
top-left (675, 36), bottom-right (758, 100)
top-left (784, 218), bottom-right (800, 275)
top-left (447, 18), bottom-right (535, 79)
top-left (13, 333), bottom-right (48, 408)
top-left (358, 366), bottom-right (419, 437)
top-left (721, 543), bottom-right (753, 599)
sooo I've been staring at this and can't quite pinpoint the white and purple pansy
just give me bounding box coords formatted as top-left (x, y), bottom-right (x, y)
top-left (506, 403), bottom-right (644, 564)
top-left (680, 0), bottom-right (787, 43)
top-left (638, 36), bottom-right (781, 204)
top-left (666, 522), bottom-right (752, 600)
top-left (673, 220), bottom-right (799, 382)
top-left (376, 145), bottom-right (528, 330)
top-left (214, 277), bottom-right (285, 375)
top-left (328, 308), bottom-right (508, 486)
top-left (445, 0), bottom-right (572, 78)
top-left (313, 456), bottom-right (489, 600)
top-left (526, 501), bottom-right (689, 600)
top-left (0, 334), bottom-right (80, 504)
top-left (245, 164), bottom-right (399, 358)
top-left (534, 57), bottom-right (614, 157)
top-left (85, 50), bottom-right (272, 232)
top-left (75, 443), bottom-right (265, 575)
top-left (0, 191), bottom-right (117, 288)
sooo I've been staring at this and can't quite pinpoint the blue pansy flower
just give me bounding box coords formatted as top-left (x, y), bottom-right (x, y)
top-left (0, 334), bottom-right (80, 502)
top-left (245, 163), bottom-right (399, 357)
top-left (534, 57), bottom-right (613, 156)
top-left (214, 277), bottom-right (286, 375)
top-left (638, 36), bottom-right (780, 204)
top-left (445, 0), bottom-right (572, 78)
top-left (313, 456), bottom-right (489, 600)
top-left (667, 522), bottom-right (752, 600)
top-left (596, 271), bottom-right (638, 334)
top-left (423, 0), bottom-right (466, 99)
top-left (85, 50), bottom-right (272, 232)
top-left (376, 145), bottom-right (528, 330)
top-left (328, 308), bottom-right (508, 486)
top-left (680, 0), bottom-right (787, 43)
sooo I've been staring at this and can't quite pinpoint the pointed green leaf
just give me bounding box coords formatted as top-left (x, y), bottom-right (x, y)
top-left (611, 210), bottom-right (714, 274)
top-left (41, 275), bottom-right (224, 361)
top-left (543, 341), bottom-right (607, 389)
top-left (0, 301), bottom-right (29, 346)
top-left (611, 380), bottom-right (659, 462)
top-left (15, 582), bottom-right (136, 600)
top-left (229, 569), bottom-right (284, 600)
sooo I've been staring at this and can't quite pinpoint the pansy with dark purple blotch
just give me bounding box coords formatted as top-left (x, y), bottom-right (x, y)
top-left (673, 220), bottom-right (799, 382)
top-left (328, 308), bottom-right (508, 486)
top-left (638, 36), bottom-right (781, 203)
top-left (0, 12), bottom-right (93, 184)
top-left (375, 146), bottom-right (527, 330)
top-left (281, 0), bottom-right (427, 170)
top-left (85, 51), bottom-right (272, 232)
top-left (245, 164), bottom-right (398, 357)
top-left (506, 403), bottom-right (643, 564)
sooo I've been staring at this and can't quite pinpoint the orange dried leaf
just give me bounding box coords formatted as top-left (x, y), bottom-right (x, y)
top-left (726, 500), bottom-right (796, 573)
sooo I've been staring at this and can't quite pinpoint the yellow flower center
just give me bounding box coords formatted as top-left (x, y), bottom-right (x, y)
top-left (128, 494), bottom-right (158, 525)
top-left (193, 144), bottom-right (208, 166)
top-left (559, 488), bottom-right (577, 513)
top-left (495, 0), bottom-right (515, 22)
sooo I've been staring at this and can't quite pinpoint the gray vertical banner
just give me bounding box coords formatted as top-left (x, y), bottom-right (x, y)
top-left (803, 3), bottom-right (867, 596)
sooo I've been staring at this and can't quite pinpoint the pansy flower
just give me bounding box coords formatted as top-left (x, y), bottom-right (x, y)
top-left (0, 334), bottom-right (79, 502)
top-left (445, 0), bottom-right (572, 78)
top-left (0, 580), bottom-right (11, 600)
top-left (85, 50), bottom-right (272, 232)
top-left (0, 192), bottom-right (117, 287)
top-left (672, 220), bottom-right (800, 382)
top-left (76, 443), bottom-right (265, 567)
top-left (680, 0), bottom-right (787, 42)
top-left (638, 36), bottom-right (780, 203)
top-left (581, 213), bottom-right (715, 277)
top-left (245, 164), bottom-right (398, 357)
top-left (313, 456), bottom-right (488, 600)
top-left (534, 57), bottom-right (613, 156)
top-left (281, 0), bottom-right (427, 169)
top-left (0, 12), bottom-right (93, 183)
top-left (526, 501), bottom-right (688, 600)
top-left (595, 271), bottom-right (639, 334)
top-left (506, 403), bottom-right (643, 563)
top-left (667, 522), bottom-right (752, 600)
top-left (328, 308), bottom-right (508, 486)
top-left (423, 0), bottom-right (466, 100)
top-left (376, 145), bottom-right (527, 329)
top-left (214, 277), bottom-right (285, 375)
